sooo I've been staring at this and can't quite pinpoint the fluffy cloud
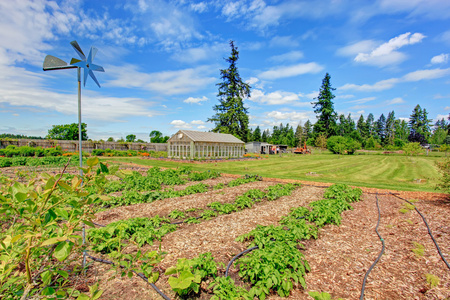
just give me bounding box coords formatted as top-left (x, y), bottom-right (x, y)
top-left (269, 51), bottom-right (304, 63)
top-left (106, 64), bottom-right (216, 95)
top-left (353, 32), bottom-right (425, 67)
top-left (250, 89), bottom-right (303, 105)
top-left (431, 53), bottom-right (449, 64)
top-left (170, 119), bottom-right (207, 129)
top-left (345, 97), bottom-right (376, 104)
top-left (184, 96), bottom-right (208, 104)
top-left (259, 62), bottom-right (323, 80)
top-left (340, 67), bottom-right (450, 91)
top-left (269, 36), bottom-right (300, 48)
top-left (386, 97), bottom-right (405, 105)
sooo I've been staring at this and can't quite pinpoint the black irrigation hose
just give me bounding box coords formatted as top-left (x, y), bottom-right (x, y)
top-left (225, 246), bottom-right (259, 277)
top-left (91, 221), bottom-right (106, 227)
top-left (360, 193), bottom-right (385, 300)
top-left (389, 192), bottom-right (450, 270)
top-left (86, 253), bottom-right (171, 300)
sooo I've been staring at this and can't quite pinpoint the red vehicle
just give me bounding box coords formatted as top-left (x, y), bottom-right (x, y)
top-left (293, 142), bottom-right (311, 154)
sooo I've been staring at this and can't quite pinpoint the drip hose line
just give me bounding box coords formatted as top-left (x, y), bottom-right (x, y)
top-left (360, 193), bottom-right (385, 300)
top-left (389, 192), bottom-right (450, 270)
top-left (225, 246), bottom-right (259, 277)
top-left (86, 253), bottom-right (171, 300)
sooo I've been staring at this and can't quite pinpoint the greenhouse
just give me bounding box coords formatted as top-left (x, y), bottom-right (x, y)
top-left (167, 130), bottom-right (245, 159)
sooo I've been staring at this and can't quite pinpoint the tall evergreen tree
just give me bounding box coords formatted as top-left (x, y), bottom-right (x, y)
top-left (312, 73), bottom-right (337, 137)
top-left (375, 114), bottom-right (386, 143)
top-left (304, 120), bottom-right (313, 140)
top-left (357, 114), bottom-right (367, 138)
top-left (408, 104), bottom-right (432, 143)
top-left (208, 41), bottom-right (250, 142)
top-left (252, 126), bottom-right (262, 141)
top-left (295, 124), bottom-right (304, 146)
top-left (366, 113), bottom-right (375, 136)
top-left (385, 111), bottom-right (396, 145)
top-left (395, 119), bottom-right (409, 141)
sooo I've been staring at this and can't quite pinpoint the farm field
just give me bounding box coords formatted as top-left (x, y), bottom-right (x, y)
top-left (86, 170), bottom-right (449, 299)
top-left (103, 151), bottom-right (445, 192)
top-left (1, 160), bottom-right (448, 300)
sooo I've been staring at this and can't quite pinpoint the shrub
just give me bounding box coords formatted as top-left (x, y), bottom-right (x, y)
top-left (436, 158), bottom-right (450, 195)
top-left (92, 149), bottom-right (105, 156)
top-left (403, 142), bottom-right (423, 156)
top-left (0, 157), bottom-right (12, 167)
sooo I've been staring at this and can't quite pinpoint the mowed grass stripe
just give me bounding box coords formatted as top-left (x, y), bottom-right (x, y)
top-left (104, 153), bottom-right (443, 192)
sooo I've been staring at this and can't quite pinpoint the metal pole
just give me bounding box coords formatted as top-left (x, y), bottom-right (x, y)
top-left (78, 67), bottom-right (86, 270)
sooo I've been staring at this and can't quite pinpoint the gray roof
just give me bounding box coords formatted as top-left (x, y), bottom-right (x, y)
top-left (173, 130), bottom-right (244, 143)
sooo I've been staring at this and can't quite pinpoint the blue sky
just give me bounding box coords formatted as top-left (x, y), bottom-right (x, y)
top-left (1, 0), bottom-right (449, 141)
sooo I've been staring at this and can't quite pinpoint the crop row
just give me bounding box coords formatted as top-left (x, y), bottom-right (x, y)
top-left (160, 184), bottom-right (362, 299)
top-left (88, 183), bottom-right (299, 255)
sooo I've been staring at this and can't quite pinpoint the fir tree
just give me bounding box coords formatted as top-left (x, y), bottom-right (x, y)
top-left (312, 73), bottom-right (337, 137)
top-left (208, 41), bottom-right (250, 142)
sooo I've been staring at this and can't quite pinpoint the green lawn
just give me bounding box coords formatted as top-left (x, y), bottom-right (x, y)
top-left (102, 152), bottom-right (447, 192)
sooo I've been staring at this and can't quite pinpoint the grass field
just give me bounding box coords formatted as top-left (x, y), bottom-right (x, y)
top-left (102, 151), bottom-right (447, 192)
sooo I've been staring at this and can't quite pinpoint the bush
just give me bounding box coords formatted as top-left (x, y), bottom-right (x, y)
top-left (436, 158), bottom-right (450, 195)
top-left (44, 146), bottom-right (63, 156)
top-left (403, 142), bottom-right (423, 156)
top-left (327, 136), bottom-right (361, 155)
top-left (92, 149), bottom-right (105, 156)
top-left (0, 157), bottom-right (12, 167)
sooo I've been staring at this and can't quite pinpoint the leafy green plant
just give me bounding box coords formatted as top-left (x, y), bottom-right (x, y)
top-left (0, 157), bottom-right (110, 299)
top-left (308, 291), bottom-right (343, 300)
top-left (166, 253), bottom-right (221, 297)
top-left (237, 242), bottom-right (309, 299)
top-left (209, 276), bottom-right (252, 300)
top-left (168, 209), bottom-right (186, 219)
top-left (425, 273), bottom-right (440, 288)
top-left (411, 242), bottom-right (425, 257)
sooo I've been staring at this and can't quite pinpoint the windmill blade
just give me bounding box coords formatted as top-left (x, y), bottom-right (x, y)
top-left (89, 63), bottom-right (105, 72)
top-left (83, 68), bottom-right (89, 86)
top-left (89, 70), bottom-right (101, 88)
top-left (70, 40), bottom-right (86, 60)
top-left (87, 47), bottom-right (98, 63)
top-left (43, 55), bottom-right (77, 71)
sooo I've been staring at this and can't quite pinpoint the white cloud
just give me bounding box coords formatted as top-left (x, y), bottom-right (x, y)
top-left (190, 2), bottom-right (208, 13)
top-left (340, 78), bottom-right (400, 92)
top-left (337, 40), bottom-right (379, 57)
top-left (264, 111), bottom-right (312, 125)
top-left (402, 68), bottom-right (450, 81)
top-left (345, 97), bottom-right (376, 104)
top-left (340, 67), bottom-right (450, 92)
top-left (386, 97), bottom-right (405, 105)
top-left (269, 36), bottom-right (300, 48)
top-left (269, 51), bottom-right (304, 63)
top-left (184, 96), bottom-right (208, 104)
top-left (106, 64), bottom-right (216, 95)
top-left (246, 77), bottom-right (259, 85)
top-left (170, 120), bottom-right (191, 129)
top-left (444, 106), bottom-right (450, 110)
top-left (250, 89), bottom-right (307, 105)
top-left (431, 53), bottom-right (449, 64)
top-left (170, 119), bottom-right (207, 129)
top-left (354, 32), bottom-right (425, 67)
top-left (0, 64), bottom-right (158, 122)
top-left (171, 42), bottom-right (228, 63)
top-left (259, 62), bottom-right (323, 80)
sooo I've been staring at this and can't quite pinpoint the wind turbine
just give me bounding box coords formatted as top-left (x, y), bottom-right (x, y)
top-left (43, 41), bottom-right (105, 268)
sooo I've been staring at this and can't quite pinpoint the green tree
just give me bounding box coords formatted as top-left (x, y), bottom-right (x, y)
top-left (126, 134), bottom-right (136, 142)
top-left (252, 126), bottom-right (262, 142)
top-left (46, 123), bottom-right (87, 140)
top-left (375, 114), bottom-right (386, 144)
top-left (304, 120), bottom-right (313, 140)
top-left (409, 104), bottom-right (432, 143)
top-left (315, 133), bottom-right (327, 150)
top-left (366, 113), bottom-right (375, 136)
top-left (385, 111), bottom-right (396, 145)
top-left (261, 129), bottom-right (269, 142)
top-left (295, 124), bottom-right (304, 146)
top-left (312, 73), bottom-right (337, 137)
top-left (149, 130), bottom-right (169, 143)
top-left (208, 41), bottom-right (250, 142)
top-left (107, 137), bottom-right (115, 142)
top-left (395, 119), bottom-right (409, 142)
